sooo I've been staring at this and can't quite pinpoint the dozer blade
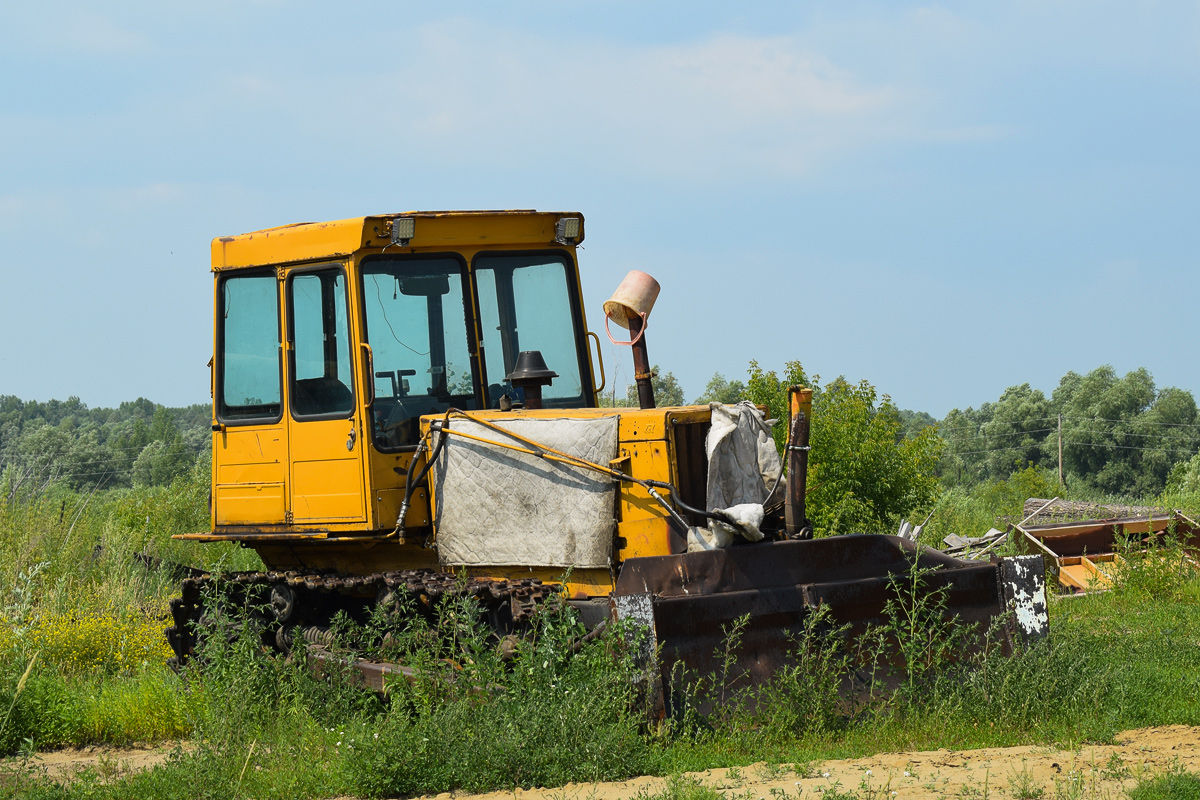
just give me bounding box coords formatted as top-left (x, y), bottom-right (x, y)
top-left (612, 535), bottom-right (1047, 717)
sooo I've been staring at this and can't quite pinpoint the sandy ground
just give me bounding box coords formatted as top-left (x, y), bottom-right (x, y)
top-left (418, 726), bottom-right (1200, 800)
top-left (9, 741), bottom-right (187, 782)
top-left (7, 726), bottom-right (1197, 797)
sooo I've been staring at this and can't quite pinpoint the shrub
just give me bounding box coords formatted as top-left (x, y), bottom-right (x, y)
top-left (745, 361), bottom-right (942, 535)
top-left (27, 610), bottom-right (172, 676)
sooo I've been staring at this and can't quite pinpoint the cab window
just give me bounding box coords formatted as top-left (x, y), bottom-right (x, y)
top-left (361, 257), bottom-right (477, 450)
top-left (217, 273), bottom-right (281, 423)
top-left (288, 269), bottom-right (354, 418)
top-left (474, 254), bottom-right (587, 408)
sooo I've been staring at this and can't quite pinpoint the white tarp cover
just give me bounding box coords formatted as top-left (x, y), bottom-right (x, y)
top-left (689, 402), bottom-right (784, 552)
top-left (432, 416), bottom-right (619, 568)
top-left (706, 401), bottom-right (784, 511)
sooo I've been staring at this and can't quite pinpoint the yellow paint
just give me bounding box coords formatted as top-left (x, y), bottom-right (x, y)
top-left (288, 415), bottom-right (366, 522)
top-left (214, 483), bottom-right (286, 526)
top-left (198, 209), bottom-right (715, 593)
top-left (212, 211), bottom-right (581, 270)
top-left (618, 517), bottom-right (675, 560)
top-left (789, 386), bottom-right (813, 425)
top-left (213, 424), bottom-right (288, 525)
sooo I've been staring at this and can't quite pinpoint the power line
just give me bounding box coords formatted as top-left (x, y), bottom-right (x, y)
top-left (1072, 415), bottom-right (1200, 428)
top-left (949, 439), bottom-right (1200, 457)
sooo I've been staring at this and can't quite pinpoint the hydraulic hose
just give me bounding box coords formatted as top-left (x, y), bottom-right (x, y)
top-left (393, 418), bottom-right (450, 539)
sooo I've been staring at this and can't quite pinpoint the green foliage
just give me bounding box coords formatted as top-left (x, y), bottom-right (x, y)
top-left (1166, 450), bottom-right (1200, 495)
top-left (941, 383), bottom-right (1054, 486)
top-left (745, 359), bottom-right (808, 454)
top-left (746, 360), bottom-right (942, 535)
top-left (940, 366), bottom-right (1200, 495)
top-left (897, 408), bottom-right (936, 440)
top-left (1129, 768), bottom-right (1200, 800)
top-left (877, 558), bottom-right (983, 700)
top-left (1110, 527), bottom-right (1199, 604)
top-left (725, 605), bottom-right (849, 741)
top-left (344, 594), bottom-right (651, 796)
top-left (632, 775), bottom-right (727, 800)
top-left (598, 364), bottom-right (686, 408)
top-left (0, 396), bottom-right (209, 493)
top-left (808, 377), bottom-right (942, 535)
top-left (693, 372), bottom-right (747, 405)
top-left (922, 466), bottom-right (1060, 545)
top-left (617, 364), bottom-right (686, 407)
top-left (1052, 367), bottom-right (1200, 495)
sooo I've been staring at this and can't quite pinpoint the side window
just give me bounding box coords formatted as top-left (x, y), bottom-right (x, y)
top-left (474, 255), bottom-right (586, 407)
top-left (288, 269), bottom-right (354, 418)
top-left (218, 274), bottom-right (281, 422)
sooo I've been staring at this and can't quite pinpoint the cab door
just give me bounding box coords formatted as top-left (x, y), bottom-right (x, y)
top-left (284, 265), bottom-right (367, 523)
top-left (213, 270), bottom-right (289, 527)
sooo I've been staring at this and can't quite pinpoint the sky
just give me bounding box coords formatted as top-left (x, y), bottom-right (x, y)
top-left (1, 1), bottom-right (1198, 417)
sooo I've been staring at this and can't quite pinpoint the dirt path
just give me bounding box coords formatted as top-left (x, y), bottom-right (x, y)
top-left (11, 726), bottom-right (1198, 797)
top-left (12, 742), bottom-right (186, 782)
top-left (423, 726), bottom-right (1200, 800)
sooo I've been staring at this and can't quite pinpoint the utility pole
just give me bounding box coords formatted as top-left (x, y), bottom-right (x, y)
top-left (1058, 413), bottom-right (1064, 487)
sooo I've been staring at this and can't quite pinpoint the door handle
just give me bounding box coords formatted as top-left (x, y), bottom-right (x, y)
top-left (346, 424), bottom-right (357, 451)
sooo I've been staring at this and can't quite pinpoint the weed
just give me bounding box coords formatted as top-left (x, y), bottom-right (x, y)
top-left (958, 770), bottom-right (991, 800)
top-left (1113, 526), bottom-right (1196, 603)
top-left (1099, 752), bottom-right (1131, 782)
top-left (634, 775), bottom-right (727, 800)
top-left (758, 762), bottom-right (794, 781)
top-left (880, 555), bottom-right (980, 703)
top-left (1052, 770), bottom-right (1086, 800)
top-left (1009, 761), bottom-right (1046, 800)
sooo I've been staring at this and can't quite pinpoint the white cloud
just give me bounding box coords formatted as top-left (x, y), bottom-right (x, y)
top-left (58, 12), bottom-right (147, 55)
top-left (354, 24), bottom-right (913, 182)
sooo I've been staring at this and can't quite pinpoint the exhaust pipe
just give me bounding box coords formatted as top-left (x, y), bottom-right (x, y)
top-left (604, 270), bottom-right (661, 410)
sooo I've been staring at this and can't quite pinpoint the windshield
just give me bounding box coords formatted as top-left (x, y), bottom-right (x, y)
top-left (474, 254), bottom-right (587, 409)
top-left (361, 257), bottom-right (478, 450)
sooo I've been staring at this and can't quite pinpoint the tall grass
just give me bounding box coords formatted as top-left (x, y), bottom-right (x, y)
top-left (2, 557), bottom-right (1199, 799)
top-left (0, 459), bottom-right (261, 755)
top-left (2, 464), bottom-right (1200, 799)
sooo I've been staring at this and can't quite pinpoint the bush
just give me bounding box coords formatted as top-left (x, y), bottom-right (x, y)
top-left (26, 610), bottom-right (172, 675)
top-left (745, 361), bottom-right (942, 535)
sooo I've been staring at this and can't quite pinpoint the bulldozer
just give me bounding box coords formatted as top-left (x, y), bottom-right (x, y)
top-left (168, 209), bottom-right (1049, 707)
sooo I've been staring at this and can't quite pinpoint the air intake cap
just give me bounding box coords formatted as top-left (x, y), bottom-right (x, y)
top-left (506, 350), bottom-right (558, 385)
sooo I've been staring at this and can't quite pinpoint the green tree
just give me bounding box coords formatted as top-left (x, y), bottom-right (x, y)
top-left (746, 361), bottom-right (942, 535)
top-left (897, 409), bottom-right (936, 441)
top-left (694, 372), bottom-right (747, 405)
top-left (131, 407), bottom-right (195, 487)
top-left (131, 439), bottom-right (193, 487)
top-left (621, 365), bottom-right (685, 407)
top-left (939, 384), bottom-right (1054, 487)
top-left (1047, 366), bottom-right (1200, 495)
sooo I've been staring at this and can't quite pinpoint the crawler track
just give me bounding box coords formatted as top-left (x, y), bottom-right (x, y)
top-left (166, 568), bottom-right (559, 666)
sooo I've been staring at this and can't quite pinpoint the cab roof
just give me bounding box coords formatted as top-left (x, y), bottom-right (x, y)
top-left (210, 210), bottom-right (583, 271)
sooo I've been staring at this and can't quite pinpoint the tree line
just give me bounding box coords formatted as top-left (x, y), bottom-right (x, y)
top-left (0, 396), bottom-right (210, 500)
top-left (936, 366), bottom-right (1200, 496)
top-left (6, 361), bottom-right (1197, 534)
top-left (619, 362), bottom-right (1200, 527)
